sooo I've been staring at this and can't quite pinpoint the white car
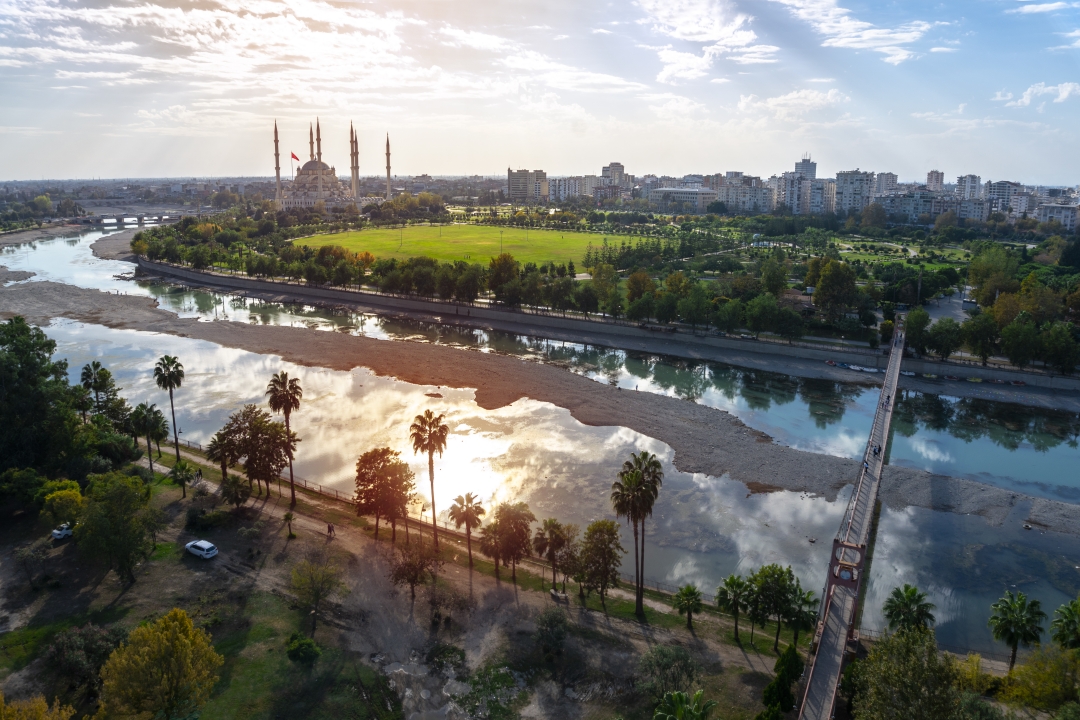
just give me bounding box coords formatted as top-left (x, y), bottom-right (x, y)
top-left (185, 540), bottom-right (218, 559)
top-left (51, 523), bottom-right (73, 540)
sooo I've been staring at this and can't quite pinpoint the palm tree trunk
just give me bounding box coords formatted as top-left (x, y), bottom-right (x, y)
top-left (734, 609), bottom-right (741, 644)
top-left (169, 388), bottom-right (180, 462)
top-left (373, 510), bottom-right (380, 541)
top-left (220, 459), bottom-right (227, 483)
top-left (285, 412), bottom-right (296, 508)
top-left (466, 528), bottom-right (473, 569)
top-left (391, 518), bottom-right (397, 544)
top-left (632, 520), bottom-right (642, 616)
top-left (428, 452), bottom-right (439, 550)
top-left (774, 615), bottom-right (782, 652)
top-left (1009, 644), bottom-right (1017, 673)
top-left (687, 611), bottom-right (693, 630)
top-left (145, 434), bottom-right (154, 474)
top-left (639, 519), bottom-right (648, 616)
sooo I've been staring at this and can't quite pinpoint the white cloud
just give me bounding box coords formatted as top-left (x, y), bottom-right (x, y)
top-left (992, 90), bottom-right (1014, 101)
top-left (1007, 2), bottom-right (1079, 13)
top-left (439, 27), bottom-right (513, 51)
top-left (591, 28), bottom-right (613, 35)
top-left (1006, 81), bottom-right (1080, 106)
top-left (768, 0), bottom-right (931, 64)
top-left (930, 46), bottom-right (957, 53)
top-left (710, 77), bottom-right (730, 84)
top-left (808, 77), bottom-right (836, 82)
top-left (738, 87), bottom-right (849, 119)
top-left (646, 93), bottom-right (705, 119)
top-left (1052, 29), bottom-right (1080, 48)
top-left (653, 47), bottom-right (714, 82)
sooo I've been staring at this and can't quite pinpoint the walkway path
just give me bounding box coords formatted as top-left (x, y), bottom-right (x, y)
top-left (798, 323), bottom-right (906, 720)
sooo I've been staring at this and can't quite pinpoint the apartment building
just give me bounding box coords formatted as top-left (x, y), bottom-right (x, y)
top-left (985, 180), bottom-right (1022, 213)
top-left (878, 192), bottom-right (990, 223)
top-left (956, 174), bottom-right (982, 200)
top-left (1036, 204), bottom-right (1079, 231)
top-left (926, 170), bottom-right (945, 192)
top-left (507, 168), bottom-right (548, 203)
top-left (648, 187), bottom-right (718, 213)
top-left (835, 170), bottom-right (876, 215)
top-left (794, 155), bottom-right (817, 180)
top-left (874, 173), bottom-right (898, 196)
top-left (548, 177), bottom-right (581, 202)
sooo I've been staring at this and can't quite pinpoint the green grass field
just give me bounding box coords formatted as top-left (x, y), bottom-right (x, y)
top-left (300, 224), bottom-right (600, 264)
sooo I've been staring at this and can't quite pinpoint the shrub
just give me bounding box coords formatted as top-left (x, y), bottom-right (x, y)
top-left (534, 607), bottom-right (568, 659)
top-left (185, 508), bottom-right (230, 531)
top-left (47, 623), bottom-right (127, 691)
top-left (637, 644), bottom-right (698, 700)
top-left (286, 633), bottom-right (321, 666)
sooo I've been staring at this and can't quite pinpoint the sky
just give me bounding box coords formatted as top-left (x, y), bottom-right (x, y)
top-left (1, 0), bottom-right (1079, 183)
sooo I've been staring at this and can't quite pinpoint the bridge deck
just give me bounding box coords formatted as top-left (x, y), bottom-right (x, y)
top-left (798, 325), bottom-right (906, 720)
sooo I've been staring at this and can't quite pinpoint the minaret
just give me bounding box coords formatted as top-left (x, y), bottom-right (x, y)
top-left (316, 118), bottom-right (323, 198)
top-left (273, 120), bottom-right (282, 209)
top-left (385, 134), bottom-right (391, 200)
top-left (308, 124), bottom-right (314, 161)
top-left (349, 123), bottom-right (360, 199)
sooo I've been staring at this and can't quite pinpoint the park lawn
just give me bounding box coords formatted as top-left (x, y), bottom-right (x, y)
top-left (299, 224), bottom-right (601, 265)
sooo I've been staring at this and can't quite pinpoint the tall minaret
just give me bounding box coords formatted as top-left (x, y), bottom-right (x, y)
top-left (385, 134), bottom-right (391, 200)
top-left (308, 123), bottom-right (314, 161)
top-left (273, 120), bottom-right (282, 209)
top-left (349, 123), bottom-right (360, 200)
top-left (316, 118), bottom-right (323, 197)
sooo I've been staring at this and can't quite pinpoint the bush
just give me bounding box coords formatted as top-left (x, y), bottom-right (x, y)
top-left (637, 644), bottom-right (698, 700)
top-left (1057, 702), bottom-right (1080, 720)
top-left (534, 607), bottom-right (568, 659)
top-left (286, 633), bottom-right (321, 666)
top-left (426, 643), bottom-right (466, 676)
top-left (47, 623), bottom-right (127, 691)
top-left (185, 508), bottom-right (230, 531)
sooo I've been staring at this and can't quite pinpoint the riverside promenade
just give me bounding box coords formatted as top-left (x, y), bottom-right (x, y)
top-left (798, 322), bottom-right (906, 720)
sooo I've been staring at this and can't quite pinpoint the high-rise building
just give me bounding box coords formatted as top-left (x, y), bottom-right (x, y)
top-left (874, 172), bottom-right (898, 196)
top-left (985, 180), bottom-right (1022, 213)
top-left (507, 168), bottom-right (547, 203)
top-left (835, 170), bottom-right (876, 215)
top-left (956, 174), bottom-right (982, 200)
top-left (926, 170), bottom-right (945, 192)
top-left (795, 155), bottom-right (817, 180)
top-left (549, 177), bottom-right (582, 202)
top-left (602, 162), bottom-right (626, 187)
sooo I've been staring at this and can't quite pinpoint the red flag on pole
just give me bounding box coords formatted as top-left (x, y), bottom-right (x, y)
top-left (291, 152), bottom-right (300, 162)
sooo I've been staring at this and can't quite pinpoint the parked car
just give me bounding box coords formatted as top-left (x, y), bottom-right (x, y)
top-left (185, 540), bottom-right (218, 559)
top-left (51, 523), bottom-right (73, 540)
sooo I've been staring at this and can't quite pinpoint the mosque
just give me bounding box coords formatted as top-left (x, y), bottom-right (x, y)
top-left (273, 119), bottom-right (388, 211)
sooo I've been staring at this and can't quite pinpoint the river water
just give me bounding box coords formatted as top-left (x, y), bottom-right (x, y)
top-left (3, 229), bottom-right (1080, 655)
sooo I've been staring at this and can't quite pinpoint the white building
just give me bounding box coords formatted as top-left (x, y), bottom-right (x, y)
top-left (985, 180), bottom-right (1022, 213)
top-left (548, 177), bottom-right (582, 202)
top-left (648, 187), bottom-right (718, 213)
top-left (1036, 204), bottom-right (1079, 231)
top-left (794, 155), bottom-right (817, 180)
top-left (806, 179), bottom-right (836, 215)
top-left (926, 170), bottom-right (945, 192)
top-left (507, 168), bottom-right (547, 203)
top-left (956, 175), bottom-right (982, 200)
top-left (835, 170), bottom-right (876, 215)
top-left (874, 173), bottom-right (898, 197)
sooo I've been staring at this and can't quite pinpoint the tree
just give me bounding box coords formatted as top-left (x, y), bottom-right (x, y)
top-left (1052, 594), bottom-right (1080, 649)
top-left (989, 590), bottom-right (1046, 671)
top-left (927, 318), bottom-right (964, 361)
top-left (290, 547), bottom-right (346, 634)
top-left (581, 519), bottom-right (624, 610)
top-left (638, 644), bottom-right (699, 700)
top-left (15, 541), bottom-right (48, 590)
top-left (855, 629), bottom-right (960, 720)
top-left (0, 694), bottom-right (75, 719)
top-left (497, 501), bottom-right (535, 583)
top-left (131, 402), bottom-right (158, 475)
top-left (1042, 322), bottom-right (1080, 375)
top-left (861, 203), bottom-right (887, 230)
top-left (42, 488), bottom-right (83, 528)
top-left (488, 252), bottom-right (519, 291)
top-left (225, 405), bottom-right (295, 497)
top-left (153, 355), bottom-right (185, 462)
top-left (478, 517), bottom-right (505, 580)
top-left (626, 270), bottom-right (656, 303)
top-left (1001, 317), bottom-right (1041, 369)
top-left (815, 260), bottom-right (857, 321)
top-left (673, 584), bottom-right (704, 630)
top-left (787, 581), bottom-right (817, 647)
top-left (611, 469), bottom-right (646, 613)
top-left (220, 473), bottom-right (251, 509)
top-left (98, 608), bottom-right (223, 720)
top-left (47, 623), bottom-right (126, 693)
top-left (206, 427), bottom-right (239, 483)
top-left (963, 313), bottom-right (1000, 365)
top-left (615, 450), bottom-right (663, 617)
top-left (283, 511), bottom-right (295, 538)
top-left (653, 690), bottom-right (717, 720)
top-left (883, 584), bottom-right (936, 632)
top-left (410, 409), bottom-right (449, 550)
top-left (1000, 643), bottom-right (1080, 712)
top-left (716, 574), bottom-right (750, 643)
top-left (655, 292), bottom-right (679, 324)
top-left (677, 284), bottom-right (712, 328)
top-left (389, 543), bottom-right (439, 601)
top-left (591, 263), bottom-right (618, 304)
top-left (168, 458), bottom-right (195, 499)
top-left (760, 259), bottom-right (787, 297)
top-left (775, 308), bottom-right (805, 343)
top-left (755, 564), bottom-right (796, 651)
top-left (448, 493), bottom-right (485, 569)
top-left (80, 360), bottom-right (106, 410)
top-left (713, 299), bottom-right (743, 334)
top-left (75, 472), bottom-right (154, 583)
top-left (534, 607), bottom-right (569, 658)
top-left (905, 307), bottom-right (932, 357)
top-left (532, 518), bottom-right (565, 588)
top-left (745, 293), bottom-right (779, 338)
top-left (266, 370), bottom-right (303, 507)
top-left (354, 447), bottom-right (415, 541)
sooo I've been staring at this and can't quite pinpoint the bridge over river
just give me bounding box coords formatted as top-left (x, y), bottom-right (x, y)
top-left (798, 321), bottom-right (906, 720)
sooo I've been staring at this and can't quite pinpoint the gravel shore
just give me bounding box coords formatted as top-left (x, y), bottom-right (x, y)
top-left (1, 278), bottom-right (1077, 536)
top-left (0, 266), bottom-right (34, 285)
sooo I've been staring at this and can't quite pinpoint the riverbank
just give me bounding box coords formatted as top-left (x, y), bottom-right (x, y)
top-left (0, 223), bottom-right (87, 246)
top-left (1, 277), bottom-right (1078, 538)
top-left (0, 266), bottom-right (34, 285)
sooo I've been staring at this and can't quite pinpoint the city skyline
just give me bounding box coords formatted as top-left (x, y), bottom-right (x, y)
top-left (2, 0), bottom-right (1079, 182)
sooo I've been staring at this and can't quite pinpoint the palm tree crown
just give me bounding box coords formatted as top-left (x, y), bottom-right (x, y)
top-left (883, 584), bottom-right (936, 632)
top-left (989, 590), bottom-right (1046, 671)
top-left (266, 371), bottom-right (303, 507)
top-left (131, 402), bottom-right (158, 474)
top-left (448, 493), bottom-right (485, 569)
top-left (1051, 594), bottom-right (1080, 650)
top-left (716, 574), bottom-right (750, 643)
top-left (533, 518), bottom-right (565, 589)
top-left (619, 451), bottom-right (662, 617)
top-left (80, 361), bottom-right (104, 409)
top-left (653, 690), bottom-right (718, 720)
top-left (153, 355), bottom-right (184, 462)
top-left (409, 409), bottom-right (449, 550)
top-left (673, 584), bottom-right (704, 630)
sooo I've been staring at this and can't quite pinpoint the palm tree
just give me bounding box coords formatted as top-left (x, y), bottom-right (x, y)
top-left (448, 493), bottom-right (485, 569)
top-left (788, 581), bottom-right (818, 647)
top-left (153, 355), bottom-right (185, 462)
top-left (206, 428), bottom-right (237, 484)
top-left (169, 459), bottom-right (195, 499)
top-left (409, 409), bottom-right (449, 550)
top-left (989, 590), bottom-right (1046, 672)
top-left (716, 574), bottom-right (750, 644)
top-left (532, 518), bottom-right (565, 589)
top-left (883, 584), bottom-right (936, 632)
top-left (1051, 594), bottom-right (1080, 650)
top-left (653, 690), bottom-right (718, 720)
top-left (80, 361), bottom-right (104, 410)
top-left (266, 371), bottom-right (303, 507)
top-left (284, 511), bottom-right (295, 538)
top-left (611, 468), bottom-right (647, 616)
top-left (673, 584), bottom-right (704, 631)
top-left (150, 406), bottom-right (169, 459)
top-left (478, 518), bottom-right (503, 581)
top-left (131, 402), bottom-right (156, 475)
top-left (499, 502), bottom-right (535, 583)
top-left (621, 451), bottom-right (663, 617)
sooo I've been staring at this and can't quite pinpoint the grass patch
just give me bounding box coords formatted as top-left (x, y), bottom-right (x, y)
top-left (0, 606), bottom-right (130, 674)
top-left (150, 542), bottom-right (178, 561)
top-left (300, 224), bottom-right (601, 265)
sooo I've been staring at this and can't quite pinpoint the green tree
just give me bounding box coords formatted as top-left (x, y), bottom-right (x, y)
top-left (673, 584), bottom-right (704, 630)
top-left (1042, 322), bottom-right (1080, 375)
top-left (775, 308), bottom-right (805, 343)
top-left (638, 644), bottom-right (698, 700)
top-left (532, 518), bottom-right (565, 588)
top-left (883, 583), bottom-right (936, 632)
top-left (153, 355), bottom-right (185, 463)
top-left (712, 298), bottom-right (743, 334)
top-left (266, 370), bottom-right (303, 507)
top-left (488, 252), bottom-right (519, 291)
top-left (448, 493), bottom-right (485, 568)
top-left (760, 259), bottom-right (787, 296)
top-left (0, 694), bottom-right (74, 719)
top-left (745, 293), bottom-right (779, 338)
top-left (409, 409), bottom-right (449, 550)
top-left (677, 284), bottom-right (712, 328)
top-left (98, 608), bottom-right (223, 719)
top-left (206, 427), bottom-right (239, 483)
top-left (42, 488), bottom-right (83, 528)
top-left (653, 690), bottom-right (717, 720)
top-left (497, 501), bottom-right (536, 583)
top-left (815, 260), bottom-right (857, 321)
top-left (927, 317), bottom-right (964, 361)
top-left (1000, 643), bottom-right (1080, 712)
top-left (787, 581), bottom-right (817, 647)
top-left (219, 473), bottom-right (251, 509)
top-left (989, 590), bottom-right (1047, 671)
top-left (855, 629), bottom-right (960, 720)
top-left (388, 543), bottom-right (438, 602)
top-left (581, 519), bottom-right (624, 610)
top-left (290, 547), bottom-right (346, 634)
top-left (962, 313), bottom-right (1000, 365)
top-left (1001, 317), bottom-right (1041, 369)
top-left (354, 447), bottom-right (415, 542)
top-left (716, 574), bottom-right (750, 643)
top-left (905, 307), bottom-right (932, 357)
top-left (617, 451), bottom-right (663, 616)
top-left (80, 360), bottom-right (107, 411)
top-left (478, 517), bottom-right (505, 580)
top-left (534, 606), bottom-right (569, 658)
top-left (755, 564), bottom-right (796, 651)
top-left (168, 459), bottom-right (195, 499)
top-left (75, 472), bottom-right (154, 583)
top-left (591, 263), bottom-right (618, 304)
top-left (655, 292), bottom-right (679, 324)
top-left (1052, 594), bottom-right (1080, 650)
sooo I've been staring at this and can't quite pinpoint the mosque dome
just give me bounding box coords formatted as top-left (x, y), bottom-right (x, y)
top-left (300, 159), bottom-right (332, 173)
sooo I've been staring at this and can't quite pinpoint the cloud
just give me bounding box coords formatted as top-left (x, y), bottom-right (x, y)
top-left (1007, 2), bottom-right (1079, 13)
top-left (591, 28), bottom-right (613, 35)
top-left (808, 77), bottom-right (836, 82)
top-left (1052, 28), bottom-right (1080, 48)
top-left (439, 27), bottom-right (513, 51)
top-left (738, 87), bottom-right (849, 119)
top-left (767, 0), bottom-right (931, 64)
top-left (709, 77), bottom-right (730, 84)
top-left (652, 47), bottom-right (714, 82)
top-left (992, 90), bottom-right (1014, 101)
top-left (646, 93), bottom-right (705, 119)
top-left (1006, 81), bottom-right (1080, 106)
top-left (930, 46), bottom-right (957, 52)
